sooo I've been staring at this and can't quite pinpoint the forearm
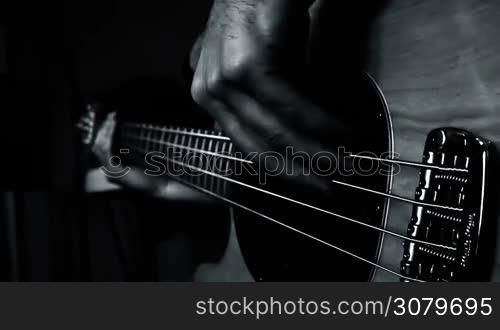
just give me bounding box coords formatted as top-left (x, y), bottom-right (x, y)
top-left (191, 0), bottom-right (315, 71)
top-left (211, 0), bottom-right (315, 11)
top-left (190, 0), bottom-right (352, 193)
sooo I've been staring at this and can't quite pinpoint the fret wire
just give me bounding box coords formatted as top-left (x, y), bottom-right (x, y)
top-left (212, 136), bottom-right (221, 195)
top-left (172, 127), bottom-right (181, 173)
top-left (135, 135), bottom-right (250, 164)
top-left (152, 125), bottom-right (159, 153)
top-left (147, 126), bottom-right (152, 152)
top-left (205, 131), bottom-right (214, 191)
top-left (146, 125), bottom-right (156, 152)
top-left (187, 128), bottom-right (194, 150)
top-left (224, 142), bottom-right (234, 197)
top-left (180, 128), bottom-right (188, 168)
top-left (165, 127), bottom-right (172, 158)
top-left (186, 128), bottom-right (195, 185)
top-left (193, 130), bottom-right (202, 188)
top-left (157, 129), bottom-right (161, 154)
top-left (125, 131), bottom-right (239, 197)
top-left (157, 126), bottom-right (162, 152)
top-left (159, 127), bottom-right (166, 155)
top-left (217, 137), bottom-right (228, 196)
top-left (169, 128), bottom-right (175, 158)
top-left (199, 130), bottom-right (209, 189)
top-left (122, 123), bottom-right (230, 141)
top-left (153, 125), bottom-right (159, 152)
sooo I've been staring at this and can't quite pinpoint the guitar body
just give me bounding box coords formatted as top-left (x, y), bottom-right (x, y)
top-left (196, 0), bottom-right (500, 282)
top-left (232, 74), bottom-right (393, 281)
top-left (367, 0), bottom-right (500, 282)
top-left (80, 0), bottom-right (500, 282)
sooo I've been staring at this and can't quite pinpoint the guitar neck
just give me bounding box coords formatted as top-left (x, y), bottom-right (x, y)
top-left (117, 122), bottom-right (237, 197)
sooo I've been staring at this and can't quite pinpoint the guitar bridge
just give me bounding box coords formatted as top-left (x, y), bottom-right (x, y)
top-left (400, 128), bottom-right (497, 281)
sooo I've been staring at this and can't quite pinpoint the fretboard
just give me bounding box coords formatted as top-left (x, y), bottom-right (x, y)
top-left (118, 122), bottom-right (240, 198)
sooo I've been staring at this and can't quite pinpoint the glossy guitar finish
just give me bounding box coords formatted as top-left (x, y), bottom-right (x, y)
top-left (197, 0), bottom-right (500, 282)
top-left (79, 0), bottom-right (500, 282)
top-left (361, 0), bottom-right (500, 282)
top-left (233, 74), bottom-right (393, 281)
top-left (400, 128), bottom-right (496, 281)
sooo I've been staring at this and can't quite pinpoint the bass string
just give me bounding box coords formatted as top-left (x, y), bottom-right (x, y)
top-left (130, 133), bottom-right (464, 210)
top-left (127, 143), bottom-right (437, 280)
top-left (127, 135), bottom-right (456, 252)
top-left (119, 127), bottom-right (465, 281)
top-left (123, 122), bottom-right (468, 173)
top-left (125, 128), bottom-right (466, 213)
top-left (166, 165), bottom-right (425, 283)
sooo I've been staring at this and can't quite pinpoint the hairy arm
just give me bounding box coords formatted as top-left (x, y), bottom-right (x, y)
top-left (191, 0), bottom-right (352, 192)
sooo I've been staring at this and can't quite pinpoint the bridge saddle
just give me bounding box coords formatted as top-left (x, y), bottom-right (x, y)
top-left (400, 128), bottom-right (496, 281)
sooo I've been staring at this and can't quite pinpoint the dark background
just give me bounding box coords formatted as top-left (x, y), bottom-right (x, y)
top-left (0, 0), bottom-right (227, 281)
